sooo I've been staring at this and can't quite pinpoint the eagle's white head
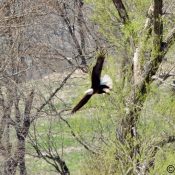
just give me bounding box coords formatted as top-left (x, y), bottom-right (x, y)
top-left (100, 74), bottom-right (113, 94)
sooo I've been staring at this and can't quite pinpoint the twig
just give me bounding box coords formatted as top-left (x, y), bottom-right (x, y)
top-left (31, 68), bottom-right (77, 121)
top-left (52, 107), bottom-right (99, 155)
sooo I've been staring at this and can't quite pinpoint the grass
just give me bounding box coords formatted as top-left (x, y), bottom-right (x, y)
top-left (64, 151), bottom-right (85, 174)
top-left (27, 92), bottom-right (117, 174)
top-left (26, 151), bottom-right (84, 175)
top-left (151, 146), bottom-right (175, 175)
top-left (25, 65), bottom-right (175, 175)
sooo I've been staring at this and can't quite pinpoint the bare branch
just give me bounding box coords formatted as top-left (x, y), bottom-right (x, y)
top-left (112, 0), bottom-right (129, 24)
top-left (32, 68), bottom-right (77, 121)
top-left (152, 75), bottom-right (175, 87)
top-left (162, 27), bottom-right (175, 55)
top-left (56, 2), bottom-right (87, 65)
top-left (147, 136), bottom-right (175, 170)
top-left (28, 135), bottom-right (70, 175)
top-left (0, 67), bottom-right (31, 80)
top-left (52, 107), bottom-right (98, 155)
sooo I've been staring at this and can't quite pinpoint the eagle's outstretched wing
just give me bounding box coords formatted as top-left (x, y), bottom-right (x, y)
top-left (91, 52), bottom-right (106, 90)
top-left (71, 94), bottom-right (92, 113)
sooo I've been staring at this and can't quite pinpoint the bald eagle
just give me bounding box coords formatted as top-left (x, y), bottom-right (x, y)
top-left (71, 53), bottom-right (112, 113)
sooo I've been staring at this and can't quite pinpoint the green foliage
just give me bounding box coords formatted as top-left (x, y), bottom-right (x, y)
top-left (82, 144), bottom-right (117, 175)
top-left (139, 85), bottom-right (175, 138)
top-left (69, 0), bottom-right (175, 172)
top-left (151, 146), bottom-right (175, 175)
top-left (28, 58), bottom-right (175, 174)
top-left (85, 0), bottom-right (151, 47)
top-left (27, 0), bottom-right (175, 173)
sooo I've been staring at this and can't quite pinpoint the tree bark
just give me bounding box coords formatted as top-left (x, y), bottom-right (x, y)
top-left (112, 0), bottom-right (129, 24)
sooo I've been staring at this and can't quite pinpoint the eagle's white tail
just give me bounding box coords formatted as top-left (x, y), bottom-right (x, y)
top-left (100, 75), bottom-right (113, 89)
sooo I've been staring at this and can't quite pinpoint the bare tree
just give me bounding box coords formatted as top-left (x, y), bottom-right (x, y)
top-left (0, 0), bottom-right (102, 174)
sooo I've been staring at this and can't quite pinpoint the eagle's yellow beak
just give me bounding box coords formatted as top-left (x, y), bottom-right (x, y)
top-left (103, 88), bottom-right (110, 94)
